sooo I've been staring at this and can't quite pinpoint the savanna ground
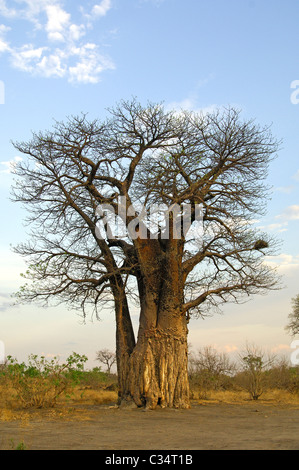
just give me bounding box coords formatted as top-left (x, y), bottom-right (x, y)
top-left (1, 386), bottom-right (299, 450)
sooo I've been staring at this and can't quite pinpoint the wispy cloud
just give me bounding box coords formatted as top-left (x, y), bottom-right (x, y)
top-left (293, 169), bottom-right (299, 181)
top-left (0, 24), bottom-right (10, 52)
top-left (0, 156), bottom-right (22, 173)
top-left (45, 4), bottom-right (71, 42)
top-left (92, 0), bottom-right (112, 17)
top-left (166, 97), bottom-right (219, 116)
top-left (275, 205), bottom-right (299, 222)
top-left (258, 204), bottom-right (299, 234)
top-left (275, 185), bottom-right (295, 194)
top-left (271, 344), bottom-right (292, 354)
top-left (0, 0), bottom-right (115, 84)
top-left (166, 76), bottom-right (220, 116)
top-left (258, 222), bottom-right (288, 233)
top-left (0, 292), bottom-right (14, 312)
top-left (0, 0), bottom-right (18, 18)
top-left (264, 253), bottom-right (299, 273)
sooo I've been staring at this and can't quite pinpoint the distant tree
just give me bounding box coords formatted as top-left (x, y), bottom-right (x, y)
top-left (190, 346), bottom-right (236, 377)
top-left (285, 294), bottom-right (299, 336)
top-left (11, 99), bottom-right (280, 409)
top-left (189, 345), bottom-right (236, 393)
top-left (239, 343), bottom-right (276, 400)
top-left (96, 349), bottom-right (116, 374)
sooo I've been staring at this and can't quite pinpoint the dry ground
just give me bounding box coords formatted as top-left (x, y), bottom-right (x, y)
top-left (0, 389), bottom-right (299, 450)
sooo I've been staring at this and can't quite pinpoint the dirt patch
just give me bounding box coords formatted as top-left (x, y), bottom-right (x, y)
top-left (1, 401), bottom-right (299, 450)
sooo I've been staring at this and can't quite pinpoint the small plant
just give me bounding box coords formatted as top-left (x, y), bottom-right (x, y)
top-left (15, 440), bottom-right (28, 450)
top-left (238, 344), bottom-right (276, 400)
top-left (241, 354), bottom-right (264, 400)
top-left (1, 352), bottom-right (88, 409)
top-left (9, 439), bottom-right (28, 450)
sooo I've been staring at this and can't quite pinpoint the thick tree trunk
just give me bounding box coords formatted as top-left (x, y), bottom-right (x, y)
top-left (113, 286), bottom-right (136, 401)
top-left (116, 231), bottom-right (190, 409)
top-left (120, 324), bottom-right (190, 410)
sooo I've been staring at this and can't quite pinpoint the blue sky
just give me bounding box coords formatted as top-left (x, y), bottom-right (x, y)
top-left (0, 0), bottom-right (299, 368)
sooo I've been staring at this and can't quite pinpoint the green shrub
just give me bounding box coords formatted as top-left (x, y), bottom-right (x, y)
top-left (1, 352), bottom-right (88, 408)
top-left (77, 367), bottom-right (110, 388)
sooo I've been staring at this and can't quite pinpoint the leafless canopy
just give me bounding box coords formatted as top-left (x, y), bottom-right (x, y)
top-left (11, 99), bottom-right (281, 320)
top-left (95, 348), bottom-right (116, 373)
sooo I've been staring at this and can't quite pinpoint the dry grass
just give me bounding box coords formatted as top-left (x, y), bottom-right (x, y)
top-left (0, 383), bottom-right (118, 422)
top-left (1, 381), bottom-right (299, 422)
top-left (60, 387), bottom-right (118, 406)
top-left (192, 388), bottom-right (299, 406)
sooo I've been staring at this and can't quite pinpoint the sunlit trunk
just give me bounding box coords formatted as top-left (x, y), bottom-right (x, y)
top-left (124, 316), bottom-right (190, 409)
top-left (118, 237), bottom-right (190, 409)
top-left (113, 290), bottom-right (136, 400)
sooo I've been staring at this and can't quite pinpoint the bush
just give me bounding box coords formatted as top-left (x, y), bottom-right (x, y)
top-left (264, 361), bottom-right (299, 393)
top-left (0, 352), bottom-right (88, 409)
top-left (77, 367), bottom-right (111, 389)
top-left (189, 346), bottom-right (236, 398)
top-left (237, 344), bottom-right (276, 400)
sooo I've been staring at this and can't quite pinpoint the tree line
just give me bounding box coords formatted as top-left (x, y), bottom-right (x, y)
top-left (189, 343), bottom-right (299, 401)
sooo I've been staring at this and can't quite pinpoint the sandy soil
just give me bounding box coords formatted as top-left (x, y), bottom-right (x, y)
top-left (0, 401), bottom-right (299, 450)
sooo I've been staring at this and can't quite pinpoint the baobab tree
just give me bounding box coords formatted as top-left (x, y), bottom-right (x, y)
top-left (11, 99), bottom-right (280, 409)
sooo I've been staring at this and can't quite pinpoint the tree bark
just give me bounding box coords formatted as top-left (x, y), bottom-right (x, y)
top-left (111, 278), bottom-right (136, 401)
top-left (117, 227), bottom-right (190, 409)
top-left (121, 325), bottom-right (190, 409)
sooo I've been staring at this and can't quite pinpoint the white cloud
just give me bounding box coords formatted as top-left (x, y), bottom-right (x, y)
top-left (0, 156), bottom-right (22, 174)
top-left (264, 253), bottom-right (299, 273)
top-left (69, 24), bottom-right (86, 42)
top-left (0, 0), bottom-right (62, 27)
top-left (275, 185), bottom-right (295, 194)
top-left (45, 4), bottom-right (70, 42)
top-left (0, 24), bottom-right (10, 34)
top-left (223, 344), bottom-right (238, 353)
top-left (166, 98), bottom-right (196, 112)
top-left (271, 344), bottom-right (292, 354)
top-left (258, 221), bottom-right (288, 233)
top-left (68, 44), bottom-right (115, 84)
top-left (166, 99), bottom-right (220, 118)
top-left (275, 205), bottom-right (299, 222)
top-left (0, 0), bottom-right (18, 18)
top-left (8, 41), bottom-right (115, 83)
top-left (0, 23), bottom-right (10, 52)
top-left (0, 1), bottom-right (114, 83)
top-left (257, 205), bottom-right (299, 235)
top-left (92, 0), bottom-right (112, 17)
top-left (10, 44), bottom-right (46, 73)
top-left (0, 36), bottom-right (9, 52)
top-left (36, 53), bottom-right (66, 78)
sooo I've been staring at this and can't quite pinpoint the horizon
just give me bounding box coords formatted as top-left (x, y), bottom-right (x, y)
top-left (1, 0), bottom-right (299, 370)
